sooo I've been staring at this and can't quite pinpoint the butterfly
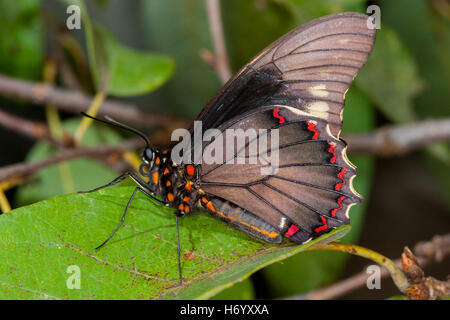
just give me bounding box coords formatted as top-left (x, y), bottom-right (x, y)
top-left (81, 12), bottom-right (376, 283)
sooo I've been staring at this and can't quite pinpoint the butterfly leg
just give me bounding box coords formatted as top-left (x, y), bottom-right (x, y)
top-left (78, 172), bottom-right (135, 193)
top-left (95, 186), bottom-right (139, 249)
top-left (79, 172), bottom-right (166, 206)
top-left (126, 174), bottom-right (166, 205)
top-left (95, 185), bottom-right (168, 249)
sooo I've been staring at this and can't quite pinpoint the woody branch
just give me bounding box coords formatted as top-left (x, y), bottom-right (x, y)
top-left (0, 74), bottom-right (186, 129)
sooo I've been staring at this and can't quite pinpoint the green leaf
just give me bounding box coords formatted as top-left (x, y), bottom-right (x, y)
top-left (15, 119), bottom-right (122, 206)
top-left (209, 278), bottom-right (255, 300)
top-left (0, 0), bottom-right (44, 79)
top-left (101, 28), bottom-right (175, 96)
top-left (0, 186), bottom-right (350, 299)
top-left (66, 0), bottom-right (174, 96)
top-left (378, 0), bottom-right (450, 119)
top-left (356, 26), bottom-right (423, 123)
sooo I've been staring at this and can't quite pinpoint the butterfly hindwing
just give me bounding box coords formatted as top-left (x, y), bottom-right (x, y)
top-left (198, 106), bottom-right (361, 243)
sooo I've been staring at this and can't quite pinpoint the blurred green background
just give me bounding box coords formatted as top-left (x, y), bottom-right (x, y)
top-left (0, 0), bottom-right (448, 299)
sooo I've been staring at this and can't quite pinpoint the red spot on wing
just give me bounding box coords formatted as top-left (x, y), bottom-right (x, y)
top-left (331, 196), bottom-right (346, 217)
top-left (328, 142), bottom-right (337, 163)
top-left (335, 168), bottom-right (347, 191)
top-left (307, 121), bottom-right (319, 139)
top-left (314, 216), bottom-right (328, 233)
top-left (273, 109), bottom-right (285, 124)
top-left (285, 224), bottom-right (299, 238)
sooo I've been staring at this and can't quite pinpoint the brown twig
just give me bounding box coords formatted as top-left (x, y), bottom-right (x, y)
top-left (287, 233), bottom-right (450, 300)
top-left (0, 108), bottom-right (62, 147)
top-left (204, 0), bottom-right (232, 84)
top-left (402, 246), bottom-right (450, 300)
top-left (0, 74), bottom-right (185, 129)
top-left (0, 138), bottom-right (144, 183)
top-left (344, 118), bottom-right (450, 156)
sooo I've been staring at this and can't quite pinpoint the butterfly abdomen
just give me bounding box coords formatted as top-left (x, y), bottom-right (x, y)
top-left (199, 196), bottom-right (282, 243)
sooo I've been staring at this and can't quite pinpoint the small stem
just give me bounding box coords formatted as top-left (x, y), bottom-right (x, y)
top-left (58, 31), bottom-right (91, 90)
top-left (46, 107), bottom-right (63, 140)
top-left (0, 178), bottom-right (23, 191)
top-left (0, 189), bottom-right (11, 213)
top-left (47, 105), bottom-right (76, 194)
top-left (74, 91), bottom-right (106, 144)
top-left (122, 151), bottom-right (141, 172)
top-left (308, 242), bottom-right (410, 293)
top-left (44, 59), bottom-right (75, 194)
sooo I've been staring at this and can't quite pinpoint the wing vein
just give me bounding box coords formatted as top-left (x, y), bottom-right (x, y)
top-left (270, 175), bottom-right (359, 200)
top-left (284, 32), bottom-right (374, 57)
top-left (261, 182), bottom-right (344, 223)
top-left (284, 64), bottom-right (360, 74)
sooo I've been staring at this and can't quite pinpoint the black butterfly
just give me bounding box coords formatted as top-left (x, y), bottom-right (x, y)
top-left (81, 12), bottom-right (376, 283)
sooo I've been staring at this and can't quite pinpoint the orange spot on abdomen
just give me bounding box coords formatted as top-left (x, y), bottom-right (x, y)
top-left (206, 201), bottom-right (215, 212)
top-left (152, 172), bottom-right (159, 184)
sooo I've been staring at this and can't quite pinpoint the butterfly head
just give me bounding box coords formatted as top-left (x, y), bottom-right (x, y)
top-left (138, 146), bottom-right (157, 177)
top-left (142, 147), bottom-right (154, 165)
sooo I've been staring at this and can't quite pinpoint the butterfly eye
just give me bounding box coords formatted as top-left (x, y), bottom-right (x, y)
top-left (143, 148), bottom-right (153, 163)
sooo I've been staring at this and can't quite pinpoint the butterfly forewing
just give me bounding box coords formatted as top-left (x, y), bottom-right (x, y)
top-left (195, 12), bottom-right (375, 138)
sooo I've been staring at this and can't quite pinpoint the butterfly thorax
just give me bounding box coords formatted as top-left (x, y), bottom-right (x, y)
top-left (146, 149), bottom-right (206, 216)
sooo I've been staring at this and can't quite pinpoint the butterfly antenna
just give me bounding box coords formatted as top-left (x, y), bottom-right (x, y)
top-left (81, 112), bottom-right (151, 148)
